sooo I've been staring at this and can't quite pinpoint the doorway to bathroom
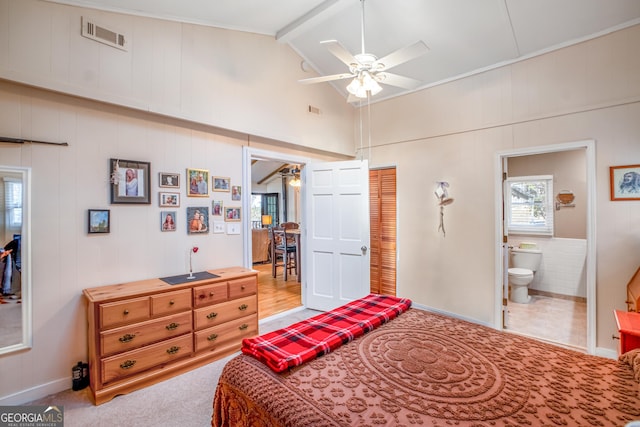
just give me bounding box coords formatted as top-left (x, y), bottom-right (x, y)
top-left (495, 140), bottom-right (596, 353)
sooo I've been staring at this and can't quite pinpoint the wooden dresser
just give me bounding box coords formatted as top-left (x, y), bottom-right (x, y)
top-left (83, 266), bottom-right (258, 405)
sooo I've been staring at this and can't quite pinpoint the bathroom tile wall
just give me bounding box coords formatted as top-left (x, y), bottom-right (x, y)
top-left (510, 237), bottom-right (587, 298)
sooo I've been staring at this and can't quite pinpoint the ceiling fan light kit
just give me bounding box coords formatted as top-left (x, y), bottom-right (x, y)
top-left (299, 0), bottom-right (428, 102)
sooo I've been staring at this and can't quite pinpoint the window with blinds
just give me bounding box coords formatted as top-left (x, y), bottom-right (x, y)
top-left (506, 175), bottom-right (553, 236)
top-left (4, 178), bottom-right (22, 228)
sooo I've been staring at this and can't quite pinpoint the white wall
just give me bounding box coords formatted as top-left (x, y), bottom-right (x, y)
top-left (364, 24), bottom-right (640, 351)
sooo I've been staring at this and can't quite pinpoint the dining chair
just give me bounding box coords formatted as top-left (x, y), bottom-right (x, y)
top-left (271, 227), bottom-right (297, 281)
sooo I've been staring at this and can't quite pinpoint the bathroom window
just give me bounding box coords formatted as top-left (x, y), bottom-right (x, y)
top-left (506, 175), bottom-right (553, 236)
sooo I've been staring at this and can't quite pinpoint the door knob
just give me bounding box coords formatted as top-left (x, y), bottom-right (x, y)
top-left (361, 245), bottom-right (368, 254)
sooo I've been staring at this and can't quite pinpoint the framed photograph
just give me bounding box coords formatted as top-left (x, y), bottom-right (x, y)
top-left (610, 164), bottom-right (640, 201)
top-left (187, 168), bottom-right (209, 197)
top-left (224, 206), bottom-right (241, 222)
top-left (159, 172), bottom-right (179, 188)
top-left (159, 192), bottom-right (180, 207)
top-left (187, 206), bottom-right (209, 234)
top-left (213, 176), bottom-right (230, 192)
top-left (212, 200), bottom-right (223, 216)
top-left (161, 211), bottom-right (177, 232)
top-left (231, 185), bottom-right (241, 201)
top-left (110, 159), bottom-right (151, 204)
top-left (88, 209), bottom-right (110, 234)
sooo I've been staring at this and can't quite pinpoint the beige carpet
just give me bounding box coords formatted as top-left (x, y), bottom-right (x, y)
top-left (27, 308), bottom-right (319, 427)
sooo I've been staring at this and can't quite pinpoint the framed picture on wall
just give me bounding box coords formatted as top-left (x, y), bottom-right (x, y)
top-left (187, 206), bottom-right (209, 234)
top-left (187, 168), bottom-right (209, 197)
top-left (610, 164), bottom-right (640, 201)
top-left (224, 207), bottom-right (241, 222)
top-left (213, 176), bottom-right (230, 192)
top-left (231, 185), bottom-right (241, 201)
top-left (161, 211), bottom-right (177, 232)
top-left (159, 192), bottom-right (180, 207)
top-left (212, 200), bottom-right (223, 216)
top-left (110, 159), bottom-right (151, 204)
top-left (88, 209), bottom-right (110, 234)
top-left (159, 172), bottom-right (180, 188)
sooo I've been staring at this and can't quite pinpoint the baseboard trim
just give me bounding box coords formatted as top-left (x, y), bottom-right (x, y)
top-left (0, 377), bottom-right (70, 405)
top-left (529, 289), bottom-right (586, 303)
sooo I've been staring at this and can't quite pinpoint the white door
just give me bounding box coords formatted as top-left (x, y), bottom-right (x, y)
top-left (304, 159), bottom-right (370, 311)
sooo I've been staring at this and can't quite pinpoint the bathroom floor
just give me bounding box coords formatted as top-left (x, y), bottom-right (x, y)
top-left (506, 294), bottom-right (587, 349)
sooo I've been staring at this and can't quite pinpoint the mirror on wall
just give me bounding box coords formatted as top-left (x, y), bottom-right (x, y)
top-left (0, 166), bottom-right (31, 355)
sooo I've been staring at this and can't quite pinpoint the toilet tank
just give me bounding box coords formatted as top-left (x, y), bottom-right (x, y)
top-left (510, 247), bottom-right (542, 272)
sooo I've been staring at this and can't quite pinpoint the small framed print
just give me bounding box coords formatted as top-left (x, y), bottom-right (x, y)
top-left (224, 207), bottom-right (241, 222)
top-left (187, 206), bottom-right (209, 234)
top-left (213, 176), bottom-right (230, 192)
top-left (159, 192), bottom-right (180, 207)
top-left (187, 168), bottom-right (209, 197)
top-left (159, 172), bottom-right (179, 188)
top-left (212, 200), bottom-right (223, 216)
top-left (231, 185), bottom-right (241, 201)
top-left (161, 211), bottom-right (177, 232)
top-left (88, 209), bottom-right (110, 234)
top-left (610, 164), bottom-right (640, 201)
top-left (110, 159), bottom-right (151, 204)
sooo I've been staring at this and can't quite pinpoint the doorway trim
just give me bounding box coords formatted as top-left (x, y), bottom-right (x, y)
top-left (242, 146), bottom-right (310, 299)
top-left (493, 139), bottom-right (596, 354)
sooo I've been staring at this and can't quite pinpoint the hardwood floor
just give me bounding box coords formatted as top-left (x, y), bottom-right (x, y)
top-left (253, 262), bottom-right (302, 319)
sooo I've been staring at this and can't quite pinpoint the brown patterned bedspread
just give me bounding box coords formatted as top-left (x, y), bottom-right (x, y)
top-left (212, 308), bottom-right (640, 426)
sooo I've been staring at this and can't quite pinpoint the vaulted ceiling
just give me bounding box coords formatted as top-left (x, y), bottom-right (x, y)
top-left (45, 0), bottom-right (640, 104)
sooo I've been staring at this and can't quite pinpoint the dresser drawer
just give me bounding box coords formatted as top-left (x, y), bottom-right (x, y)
top-left (151, 289), bottom-right (191, 316)
top-left (194, 314), bottom-right (258, 353)
top-left (101, 334), bottom-right (193, 384)
top-left (193, 282), bottom-right (228, 308)
top-left (193, 295), bottom-right (257, 330)
top-left (100, 297), bottom-right (150, 329)
top-left (228, 276), bottom-right (257, 300)
top-left (100, 311), bottom-right (193, 357)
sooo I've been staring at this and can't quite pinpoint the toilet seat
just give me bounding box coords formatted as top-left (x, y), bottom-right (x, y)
top-left (508, 267), bottom-right (533, 277)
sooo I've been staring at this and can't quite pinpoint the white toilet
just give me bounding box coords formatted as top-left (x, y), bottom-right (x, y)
top-left (508, 244), bottom-right (542, 304)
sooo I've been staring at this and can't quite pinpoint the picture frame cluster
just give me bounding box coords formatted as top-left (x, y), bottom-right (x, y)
top-left (90, 159), bottom-right (242, 234)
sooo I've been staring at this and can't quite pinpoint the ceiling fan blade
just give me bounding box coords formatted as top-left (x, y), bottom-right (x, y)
top-left (321, 40), bottom-right (357, 67)
top-left (299, 73), bottom-right (355, 85)
top-left (375, 72), bottom-right (423, 90)
top-left (374, 41), bottom-right (429, 71)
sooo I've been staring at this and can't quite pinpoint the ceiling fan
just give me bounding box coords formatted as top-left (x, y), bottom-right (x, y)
top-left (299, 0), bottom-right (429, 102)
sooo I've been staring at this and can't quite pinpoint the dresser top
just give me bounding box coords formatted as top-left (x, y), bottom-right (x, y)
top-left (83, 266), bottom-right (257, 303)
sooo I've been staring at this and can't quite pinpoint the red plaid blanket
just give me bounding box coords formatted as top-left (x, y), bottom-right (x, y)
top-left (241, 294), bottom-right (412, 373)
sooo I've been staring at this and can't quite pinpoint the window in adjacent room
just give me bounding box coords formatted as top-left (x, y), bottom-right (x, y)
top-left (4, 178), bottom-right (22, 229)
top-left (506, 175), bottom-right (553, 236)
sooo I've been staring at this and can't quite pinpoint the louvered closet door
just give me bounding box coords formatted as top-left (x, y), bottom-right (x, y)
top-left (369, 168), bottom-right (397, 296)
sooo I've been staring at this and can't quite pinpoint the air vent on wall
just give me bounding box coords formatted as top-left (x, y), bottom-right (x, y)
top-left (81, 17), bottom-right (128, 51)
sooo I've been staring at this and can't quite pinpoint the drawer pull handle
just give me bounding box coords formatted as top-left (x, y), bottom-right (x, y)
top-left (120, 360), bottom-right (136, 370)
top-left (169, 300), bottom-right (175, 305)
top-left (241, 285), bottom-right (246, 290)
top-left (166, 346), bottom-right (180, 355)
top-left (209, 291), bottom-right (215, 296)
top-left (198, 294), bottom-right (205, 300)
top-left (238, 304), bottom-right (248, 311)
top-left (239, 324), bottom-right (249, 331)
top-left (207, 334), bottom-right (218, 341)
top-left (119, 334), bottom-right (135, 343)
top-left (123, 309), bottom-right (129, 315)
top-left (207, 312), bottom-right (218, 319)
top-left (166, 322), bottom-right (179, 330)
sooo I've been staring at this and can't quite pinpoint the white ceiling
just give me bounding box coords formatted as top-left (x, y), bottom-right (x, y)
top-left (44, 0), bottom-right (640, 103)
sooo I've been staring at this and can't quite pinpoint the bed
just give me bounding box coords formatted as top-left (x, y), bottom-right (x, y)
top-left (212, 301), bottom-right (640, 426)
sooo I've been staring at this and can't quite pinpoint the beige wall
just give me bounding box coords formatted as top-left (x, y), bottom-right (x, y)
top-left (0, 0), bottom-right (355, 156)
top-left (509, 150), bottom-right (587, 239)
top-left (364, 25), bottom-right (640, 352)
